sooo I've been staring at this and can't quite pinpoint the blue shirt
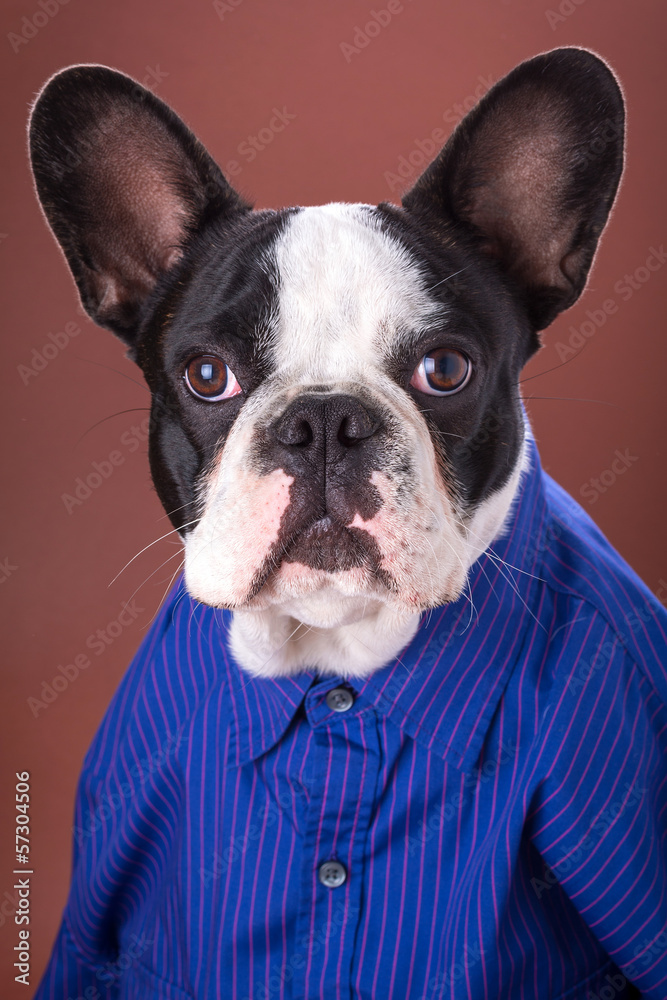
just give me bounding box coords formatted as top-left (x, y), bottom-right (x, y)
top-left (35, 439), bottom-right (667, 1000)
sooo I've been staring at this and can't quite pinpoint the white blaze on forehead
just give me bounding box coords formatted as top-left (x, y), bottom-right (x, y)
top-left (271, 203), bottom-right (443, 377)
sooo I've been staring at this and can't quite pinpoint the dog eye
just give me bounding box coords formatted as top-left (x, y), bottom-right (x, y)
top-left (184, 355), bottom-right (242, 401)
top-left (410, 348), bottom-right (471, 396)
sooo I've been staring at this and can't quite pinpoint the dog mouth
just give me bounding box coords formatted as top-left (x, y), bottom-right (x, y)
top-left (281, 515), bottom-right (379, 573)
top-left (243, 513), bottom-right (389, 606)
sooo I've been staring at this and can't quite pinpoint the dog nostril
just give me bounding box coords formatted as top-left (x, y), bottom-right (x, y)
top-left (337, 411), bottom-right (379, 447)
top-left (276, 417), bottom-right (313, 448)
top-left (292, 419), bottom-right (313, 447)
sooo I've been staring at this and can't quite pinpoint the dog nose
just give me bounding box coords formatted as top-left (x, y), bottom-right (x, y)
top-left (273, 394), bottom-right (380, 452)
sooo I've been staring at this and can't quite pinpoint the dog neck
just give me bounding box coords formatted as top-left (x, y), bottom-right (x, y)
top-left (229, 598), bottom-right (422, 680)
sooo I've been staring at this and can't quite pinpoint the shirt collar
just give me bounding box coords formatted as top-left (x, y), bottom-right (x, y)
top-left (213, 435), bottom-right (549, 772)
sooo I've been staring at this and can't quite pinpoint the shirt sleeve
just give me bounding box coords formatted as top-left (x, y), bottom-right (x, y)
top-left (33, 916), bottom-right (119, 1000)
top-left (530, 623), bottom-right (667, 999)
top-left (34, 578), bottom-right (198, 999)
top-left (33, 759), bottom-right (122, 1000)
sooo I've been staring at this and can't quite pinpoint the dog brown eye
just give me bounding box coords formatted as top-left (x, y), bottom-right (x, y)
top-left (410, 348), bottom-right (471, 396)
top-left (184, 355), bottom-right (242, 401)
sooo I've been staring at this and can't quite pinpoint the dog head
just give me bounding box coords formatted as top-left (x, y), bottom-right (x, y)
top-left (29, 48), bottom-right (624, 676)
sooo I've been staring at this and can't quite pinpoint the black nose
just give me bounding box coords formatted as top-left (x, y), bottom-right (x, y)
top-left (273, 394), bottom-right (381, 452)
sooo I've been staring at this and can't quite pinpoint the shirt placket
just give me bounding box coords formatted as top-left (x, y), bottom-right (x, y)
top-left (290, 679), bottom-right (381, 1000)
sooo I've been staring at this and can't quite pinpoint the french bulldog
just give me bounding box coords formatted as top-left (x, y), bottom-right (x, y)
top-left (35, 46), bottom-right (667, 1000)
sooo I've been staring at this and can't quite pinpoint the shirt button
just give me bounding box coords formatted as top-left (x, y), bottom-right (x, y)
top-left (318, 860), bottom-right (347, 888)
top-left (325, 686), bottom-right (355, 712)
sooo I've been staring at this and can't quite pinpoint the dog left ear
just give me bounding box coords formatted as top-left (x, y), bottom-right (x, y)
top-left (402, 48), bottom-right (625, 330)
top-left (29, 64), bottom-right (250, 347)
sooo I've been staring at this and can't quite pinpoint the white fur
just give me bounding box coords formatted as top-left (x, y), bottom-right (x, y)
top-left (269, 203), bottom-right (443, 379)
top-left (183, 204), bottom-right (526, 678)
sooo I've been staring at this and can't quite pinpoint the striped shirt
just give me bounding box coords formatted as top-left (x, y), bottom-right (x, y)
top-left (35, 439), bottom-right (667, 1000)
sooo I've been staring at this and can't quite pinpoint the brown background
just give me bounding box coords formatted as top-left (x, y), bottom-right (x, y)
top-left (1, 0), bottom-right (666, 994)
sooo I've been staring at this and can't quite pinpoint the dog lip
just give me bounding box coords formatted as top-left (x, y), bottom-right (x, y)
top-left (281, 514), bottom-right (379, 572)
top-left (301, 515), bottom-right (337, 537)
top-left (287, 514), bottom-right (360, 551)
top-left (242, 513), bottom-right (389, 607)
top-left (243, 511), bottom-right (397, 605)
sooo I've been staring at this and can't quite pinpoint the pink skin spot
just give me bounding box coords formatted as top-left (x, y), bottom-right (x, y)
top-left (347, 470), bottom-right (402, 567)
top-left (185, 467), bottom-right (294, 607)
top-left (230, 469), bottom-right (293, 593)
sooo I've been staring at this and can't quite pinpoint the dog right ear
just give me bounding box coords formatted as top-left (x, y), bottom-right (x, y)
top-left (29, 65), bottom-right (250, 348)
top-left (401, 48), bottom-right (625, 332)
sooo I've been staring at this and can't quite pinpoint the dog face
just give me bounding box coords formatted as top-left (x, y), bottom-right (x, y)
top-left (29, 49), bottom-right (624, 675)
top-left (155, 200), bottom-right (529, 623)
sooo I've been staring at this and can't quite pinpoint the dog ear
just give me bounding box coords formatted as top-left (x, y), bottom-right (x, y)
top-left (402, 48), bottom-right (625, 330)
top-left (29, 65), bottom-right (250, 346)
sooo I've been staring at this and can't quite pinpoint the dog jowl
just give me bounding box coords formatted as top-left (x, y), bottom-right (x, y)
top-left (29, 49), bottom-right (624, 677)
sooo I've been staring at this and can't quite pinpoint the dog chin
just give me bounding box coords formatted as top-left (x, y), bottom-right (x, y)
top-left (220, 562), bottom-right (467, 680)
top-left (272, 587), bottom-right (385, 629)
top-left (246, 556), bottom-right (465, 616)
top-left (227, 595), bottom-right (424, 680)
top-left (250, 561), bottom-right (391, 615)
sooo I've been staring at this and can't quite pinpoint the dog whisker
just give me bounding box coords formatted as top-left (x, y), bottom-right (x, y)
top-left (108, 521), bottom-right (198, 587)
top-left (126, 548), bottom-right (188, 623)
top-left (519, 352), bottom-right (586, 384)
top-left (74, 355), bottom-right (151, 393)
top-left (522, 393), bottom-right (617, 407)
top-left (424, 265), bottom-right (471, 292)
top-left (457, 526), bottom-right (546, 633)
top-left (142, 557), bottom-right (188, 632)
top-left (456, 519), bottom-right (548, 587)
top-left (75, 408), bottom-right (152, 447)
top-left (158, 501), bottom-right (197, 521)
top-left (235, 618), bottom-right (316, 691)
